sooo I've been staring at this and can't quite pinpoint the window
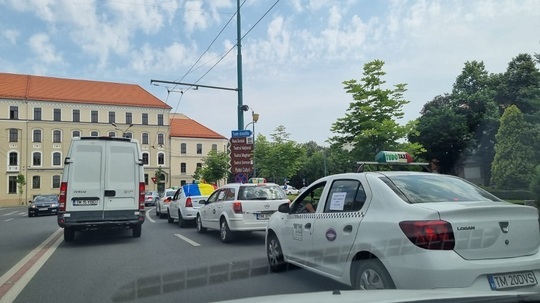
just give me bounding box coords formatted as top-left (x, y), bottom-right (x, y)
top-left (91, 131), bottom-right (98, 136)
top-left (33, 129), bottom-right (42, 142)
top-left (10, 106), bottom-right (18, 119)
top-left (144, 174), bottom-right (149, 185)
top-left (291, 181), bottom-right (327, 214)
top-left (34, 108), bottom-right (42, 121)
top-left (52, 152), bottom-right (61, 166)
top-left (32, 176), bottom-right (40, 189)
top-left (124, 132), bottom-right (133, 139)
top-left (54, 108), bottom-right (61, 121)
top-left (158, 153), bottom-right (165, 165)
top-left (126, 112), bottom-right (132, 124)
top-left (72, 130), bottom-right (81, 138)
top-left (181, 143), bottom-right (187, 154)
top-left (52, 175), bottom-right (61, 188)
top-left (142, 153), bottom-right (149, 165)
top-left (33, 152), bottom-right (42, 166)
top-left (91, 110), bottom-right (98, 123)
top-left (53, 130), bottom-right (62, 143)
top-left (324, 179), bottom-right (366, 213)
top-left (9, 152), bottom-right (18, 166)
top-left (142, 113), bottom-right (148, 125)
top-left (73, 109), bottom-right (80, 122)
top-left (158, 133), bottom-right (164, 145)
top-left (109, 111), bottom-right (115, 124)
top-left (9, 128), bottom-right (18, 142)
top-left (196, 163), bottom-right (202, 169)
top-left (109, 132), bottom-right (116, 137)
top-left (8, 176), bottom-right (17, 194)
top-left (196, 143), bottom-right (202, 154)
top-left (212, 144), bottom-right (218, 151)
top-left (142, 133), bottom-right (149, 144)
top-left (181, 163), bottom-right (186, 174)
top-left (180, 180), bottom-right (186, 186)
top-left (158, 114), bottom-right (163, 126)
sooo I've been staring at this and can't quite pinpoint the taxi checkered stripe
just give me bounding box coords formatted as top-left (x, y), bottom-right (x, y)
top-left (290, 212), bottom-right (362, 219)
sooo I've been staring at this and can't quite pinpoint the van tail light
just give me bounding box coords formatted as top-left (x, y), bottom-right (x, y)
top-left (185, 197), bottom-right (193, 208)
top-left (138, 182), bottom-right (145, 211)
top-left (59, 182), bottom-right (68, 212)
top-left (399, 220), bottom-right (455, 250)
top-left (233, 202), bottom-right (242, 214)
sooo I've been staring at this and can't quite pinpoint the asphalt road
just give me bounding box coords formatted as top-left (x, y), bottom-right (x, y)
top-left (0, 206), bottom-right (349, 303)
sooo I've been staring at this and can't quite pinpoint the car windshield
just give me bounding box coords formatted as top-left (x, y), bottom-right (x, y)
top-left (238, 185), bottom-right (287, 200)
top-left (34, 195), bottom-right (58, 203)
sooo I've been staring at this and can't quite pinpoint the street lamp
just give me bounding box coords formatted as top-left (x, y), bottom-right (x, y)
top-left (112, 123), bottom-right (134, 138)
top-left (244, 109), bottom-right (260, 178)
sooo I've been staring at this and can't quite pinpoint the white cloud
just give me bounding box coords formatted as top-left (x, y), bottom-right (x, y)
top-left (183, 0), bottom-right (208, 33)
top-left (28, 33), bottom-right (63, 64)
top-left (2, 29), bottom-right (18, 44)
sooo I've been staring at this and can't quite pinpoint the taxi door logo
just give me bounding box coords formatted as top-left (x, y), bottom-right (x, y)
top-left (325, 228), bottom-right (337, 242)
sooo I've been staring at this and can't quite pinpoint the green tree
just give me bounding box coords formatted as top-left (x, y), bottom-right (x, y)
top-left (491, 105), bottom-right (535, 189)
top-left (530, 165), bottom-right (540, 206)
top-left (198, 150), bottom-right (230, 184)
top-left (17, 173), bottom-right (26, 204)
top-left (330, 59), bottom-right (410, 159)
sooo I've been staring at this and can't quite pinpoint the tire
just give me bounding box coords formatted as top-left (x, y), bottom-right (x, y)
top-left (220, 218), bottom-right (235, 243)
top-left (267, 233), bottom-right (286, 272)
top-left (132, 224), bottom-right (142, 238)
top-left (353, 259), bottom-right (395, 290)
top-left (178, 211), bottom-right (187, 228)
top-left (167, 211), bottom-right (174, 223)
top-left (196, 215), bottom-right (207, 233)
top-left (64, 227), bottom-right (75, 242)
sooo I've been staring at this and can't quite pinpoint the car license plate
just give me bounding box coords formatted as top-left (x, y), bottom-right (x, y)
top-left (488, 271), bottom-right (538, 290)
top-left (73, 200), bottom-right (99, 206)
top-left (39, 207), bottom-right (48, 211)
top-left (256, 213), bottom-right (270, 220)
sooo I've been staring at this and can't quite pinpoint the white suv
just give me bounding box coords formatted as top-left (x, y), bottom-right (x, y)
top-left (196, 183), bottom-right (289, 243)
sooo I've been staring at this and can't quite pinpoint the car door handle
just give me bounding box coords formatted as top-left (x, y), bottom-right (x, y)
top-left (304, 223), bottom-right (312, 229)
top-left (343, 225), bottom-right (353, 233)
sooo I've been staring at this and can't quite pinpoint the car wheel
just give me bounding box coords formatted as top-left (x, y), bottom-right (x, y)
top-left (353, 259), bottom-right (395, 290)
top-left (167, 211), bottom-right (174, 223)
top-left (132, 224), bottom-right (142, 238)
top-left (267, 233), bottom-right (286, 272)
top-left (220, 218), bottom-right (235, 243)
top-left (196, 215), bottom-right (207, 233)
top-left (64, 227), bottom-right (75, 242)
top-left (178, 211), bottom-right (187, 228)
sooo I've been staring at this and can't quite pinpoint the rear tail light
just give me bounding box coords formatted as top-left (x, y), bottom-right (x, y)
top-left (138, 182), bottom-right (145, 211)
top-left (399, 220), bottom-right (455, 250)
top-left (59, 182), bottom-right (67, 212)
top-left (185, 197), bottom-right (193, 208)
top-left (233, 201), bottom-right (242, 214)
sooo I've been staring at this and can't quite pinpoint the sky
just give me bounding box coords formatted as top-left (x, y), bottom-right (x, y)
top-left (1, 0), bottom-right (539, 145)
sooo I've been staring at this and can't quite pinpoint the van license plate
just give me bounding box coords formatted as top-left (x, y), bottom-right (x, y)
top-left (73, 200), bottom-right (99, 206)
top-left (488, 271), bottom-right (537, 290)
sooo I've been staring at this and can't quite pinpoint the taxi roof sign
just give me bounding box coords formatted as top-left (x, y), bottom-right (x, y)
top-left (375, 151), bottom-right (413, 163)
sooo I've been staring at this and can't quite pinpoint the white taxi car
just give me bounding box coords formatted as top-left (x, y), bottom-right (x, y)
top-left (266, 171), bottom-right (540, 291)
top-left (196, 183), bottom-right (289, 243)
top-left (167, 183), bottom-right (216, 227)
top-left (156, 188), bottom-right (177, 219)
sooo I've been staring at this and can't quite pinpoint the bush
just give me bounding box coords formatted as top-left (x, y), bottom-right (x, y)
top-left (530, 165), bottom-right (540, 204)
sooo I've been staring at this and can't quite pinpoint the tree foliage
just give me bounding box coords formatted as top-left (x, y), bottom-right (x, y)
top-left (198, 150), bottom-right (230, 184)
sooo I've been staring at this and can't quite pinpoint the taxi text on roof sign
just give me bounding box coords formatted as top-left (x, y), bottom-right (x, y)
top-left (375, 151), bottom-right (413, 163)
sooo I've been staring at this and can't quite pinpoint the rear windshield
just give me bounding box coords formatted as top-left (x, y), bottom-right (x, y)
top-left (238, 185), bottom-right (287, 200)
top-left (380, 174), bottom-right (503, 203)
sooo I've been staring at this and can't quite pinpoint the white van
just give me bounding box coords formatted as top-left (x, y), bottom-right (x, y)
top-left (57, 137), bottom-right (146, 242)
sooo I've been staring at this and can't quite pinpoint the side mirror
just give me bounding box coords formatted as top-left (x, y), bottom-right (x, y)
top-left (278, 202), bottom-right (290, 214)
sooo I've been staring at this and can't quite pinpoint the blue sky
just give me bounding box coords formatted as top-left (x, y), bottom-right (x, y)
top-left (1, 0), bottom-right (539, 145)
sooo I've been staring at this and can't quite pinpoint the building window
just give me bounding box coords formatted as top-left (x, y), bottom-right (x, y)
top-left (181, 143), bottom-right (187, 154)
top-left (108, 132), bottom-right (116, 137)
top-left (53, 130), bottom-right (62, 143)
top-left (54, 108), bottom-right (61, 121)
top-left (158, 153), bottom-right (165, 165)
top-left (144, 174), bottom-right (149, 185)
top-left (142, 133), bottom-right (149, 144)
top-left (9, 152), bottom-right (18, 166)
top-left (124, 132), bottom-right (133, 139)
top-left (196, 163), bottom-right (202, 170)
top-left (142, 153), bottom-right (149, 165)
top-left (126, 112), bottom-right (132, 124)
top-left (180, 180), bottom-right (186, 186)
top-left (158, 133), bottom-right (164, 145)
top-left (33, 129), bottom-right (42, 142)
top-left (52, 175), bottom-right (61, 188)
top-left (91, 110), bottom-right (98, 123)
top-left (108, 111), bottom-right (115, 124)
top-left (9, 129), bottom-right (18, 142)
top-left (181, 163), bottom-right (186, 174)
top-left (8, 176), bottom-right (17, 194)
top-left (142, 113), bottom-right (148, 125)
top-left (73, 109), bottom-right (80, 122)
top-left (212, 144), bottom-right (217, 151)
top-left (34, 108), bottom-right (42, 121)
top-left (33, 152), bottom-right (42, 166)
top-left (158, 114), bottom-right (164, 126)
top-left (196, 143), bottom-right (202, 154)
top-left (32, 176), bottom-right (40, 189)
top-left (72, 130), bottom-right (81, 138)
top-left (52, 152), bottom-right (61, 166)
top-left (10, 106), bottom-right (18, 119)
top-left (91, 131), bottom-right (98, 136)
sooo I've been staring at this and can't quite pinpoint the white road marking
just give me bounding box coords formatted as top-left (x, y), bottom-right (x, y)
top-left (2, 211), bottom-right (17, 217)
top-left (4, 218), bottom-right (13, 222)
top-left (19, 212), bottom-right (26, 216)
top-left (174, 234), bottom-right (201, 247)
top-left (145, 208), bottom-right (156, 223)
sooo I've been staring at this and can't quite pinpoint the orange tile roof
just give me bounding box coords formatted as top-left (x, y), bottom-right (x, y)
top-left (170, 114), bottom-right (227, 139)
top-left (0, 72), bottom-right (171, 109)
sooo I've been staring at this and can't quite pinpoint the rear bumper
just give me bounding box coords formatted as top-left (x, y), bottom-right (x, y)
top-left (57, 210), bottom-right (145, 230)
top-left (227, 217), bottom-right (269, 231)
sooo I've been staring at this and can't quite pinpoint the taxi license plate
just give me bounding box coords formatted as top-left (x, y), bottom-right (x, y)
top-left (73, 200), bottom-right (99, 206)
top-left (39, 207), bottom-right (48, 211)
top-left (256, 213), bottom-right (270, 220)
top-left (488, 271), bottom-right (537, 290)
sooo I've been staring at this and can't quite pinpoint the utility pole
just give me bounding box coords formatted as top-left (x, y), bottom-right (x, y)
top-left (236, 0), bottom-right (244, 130)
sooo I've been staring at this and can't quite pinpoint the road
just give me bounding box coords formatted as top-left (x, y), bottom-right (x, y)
top-left (0, 206), bottom-right (349, 303)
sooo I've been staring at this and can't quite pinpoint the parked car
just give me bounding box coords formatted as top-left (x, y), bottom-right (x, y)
top-left (144, 191), bottom-right (160, 206)
top-left (266, 171), bottom-right (540, 291)
top-left (284, 186), bottom-right (300, 195)
top-left (28, 194), bottom-right (59, 217)
top-left (196, 183), bottom-right (289, 243)
top-left (156, 188), bottom-right (177, 219)
top-left (168, 183), bottom-right (216, 227)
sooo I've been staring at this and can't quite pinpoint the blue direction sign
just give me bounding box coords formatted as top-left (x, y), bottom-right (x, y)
top-left (231, 130), bottom-right (252, 138)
